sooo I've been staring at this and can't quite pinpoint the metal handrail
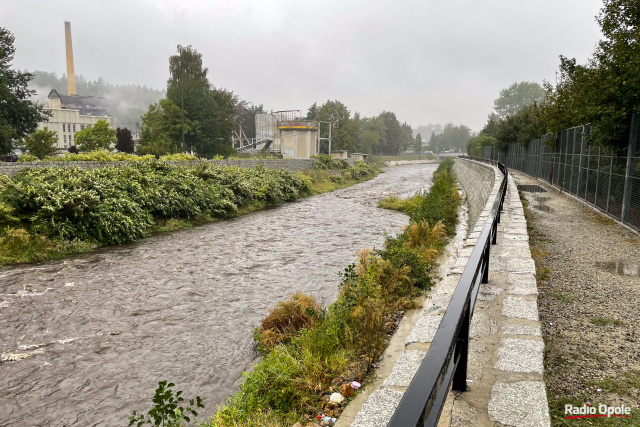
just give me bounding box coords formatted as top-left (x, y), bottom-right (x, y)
top-left (387, 158), bottom-right (508, 426)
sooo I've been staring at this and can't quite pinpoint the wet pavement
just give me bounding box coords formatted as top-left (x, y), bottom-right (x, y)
top-left (0, 163), bottom-right (437, 427)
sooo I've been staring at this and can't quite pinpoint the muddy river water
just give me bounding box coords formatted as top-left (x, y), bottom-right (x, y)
top-left (0, 163), bottom-right (438, 426)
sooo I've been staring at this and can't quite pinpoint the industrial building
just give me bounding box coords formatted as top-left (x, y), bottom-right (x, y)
top-left (235, 110), bottom-right (322, 159)
top-left (36, 22), bottom-right (115, 149)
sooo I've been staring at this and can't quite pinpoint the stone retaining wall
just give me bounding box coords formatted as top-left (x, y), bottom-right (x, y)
top-left (0, 158), bottom-right (323, 177)
top-left (453, 159), bottom-right (495, 233)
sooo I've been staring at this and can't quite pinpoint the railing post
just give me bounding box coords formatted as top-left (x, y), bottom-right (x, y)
top-left (622, 111), bottom-right (639, 224)
top-left (569, 127), bottom-right (577, 193)
top-left (452, 307), bottom-right (470, 392)
top-left (482, 241), bottom-right (490, 284)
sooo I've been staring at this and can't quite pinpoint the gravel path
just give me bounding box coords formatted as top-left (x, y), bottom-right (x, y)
top-left (511, 171), bottom-right (640, 423)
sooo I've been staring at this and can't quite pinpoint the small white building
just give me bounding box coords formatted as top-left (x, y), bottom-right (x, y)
top-left (37, 89), bottom-right (116, 149)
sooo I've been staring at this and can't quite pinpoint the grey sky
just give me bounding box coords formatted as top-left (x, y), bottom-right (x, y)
top-left (5, 0), bottom-right (603, 131)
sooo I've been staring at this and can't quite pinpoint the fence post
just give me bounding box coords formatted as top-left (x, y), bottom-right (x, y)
top-left (622, 111), bottom-right (639, 224)
top-left (594, 146), bottom-right (602, 207)
top-left (577, 126), bottom-right (585, 198)
top-left (606, 154), bottom-right (614, 214)
top-left (569, 128), bottom-right (577, 193)
top-left (584, 144), bottom-right (590, 200)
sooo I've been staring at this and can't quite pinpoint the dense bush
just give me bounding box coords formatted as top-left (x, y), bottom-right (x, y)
top-left (411, 158), bottom-right (460, 235)
top-left (0, 159), bottom-right (311, 246)
top-left (43, 150), bottom-right (155, 162)
top-left (311, 154), bottom-right (349, 170)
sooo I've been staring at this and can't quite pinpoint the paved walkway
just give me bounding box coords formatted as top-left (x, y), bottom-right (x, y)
top-left (439, 173), bottom-right (550, 427)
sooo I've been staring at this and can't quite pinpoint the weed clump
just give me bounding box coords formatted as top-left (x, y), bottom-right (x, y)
top-left (256, 292), bottom-right (323, 352)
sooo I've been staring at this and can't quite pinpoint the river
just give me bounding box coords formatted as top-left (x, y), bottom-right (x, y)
top-left (0, 163), bottom-right (438, 426)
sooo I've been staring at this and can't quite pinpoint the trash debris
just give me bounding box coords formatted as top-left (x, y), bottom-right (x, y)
top-left (339, 383), bottom-right (354, 398)
top-left (321, 416), bottom-right (337, 426)
top-left (351, 381), bottom-right (361, 390)
top-left (329, 392), bottom-right (345, 405)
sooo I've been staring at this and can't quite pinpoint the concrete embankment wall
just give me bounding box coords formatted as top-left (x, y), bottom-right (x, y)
top-left (453, 159), bottom-right (495, 233)
top-left (0, 158), bottom-right (338, 177)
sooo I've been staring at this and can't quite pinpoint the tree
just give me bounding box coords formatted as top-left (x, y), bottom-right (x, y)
top-left (115, 127), bottom-right (135, 153)
top-left (428, 131), bottom-right (437, 152)
top-left (24, 128), bottom-right (57, 159)
top-left (432, 123), bottom-right (471, 152)
top-left (165, 45), bottom-right (236, 156)
top-left (0, 27), bottom-right (51, 154)
top-left (306, 100), bottom-right (358, 152)
top-left (74, 119), bottom-right (116, 151)
top-left (400, 122), bottom-right (414, 152)
top-left (356, 116), bottom-right (386, 154)
top-left (414, 133), bottom-right (422, 155)
top-left (379, 111), bottom-right (403, 154)
top-left (545, 0), bottom-right (640, 149)
top-left (493, 81), bottom-right (545, 119)
top-left (138, 99), bottom-right (190, 156)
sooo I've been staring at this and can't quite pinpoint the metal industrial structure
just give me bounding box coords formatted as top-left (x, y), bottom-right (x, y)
top-left (233, 110), bottom-right (329, 159)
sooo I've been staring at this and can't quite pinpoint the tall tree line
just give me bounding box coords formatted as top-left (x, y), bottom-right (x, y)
top-left (469, 0), bottom-right (640, 156)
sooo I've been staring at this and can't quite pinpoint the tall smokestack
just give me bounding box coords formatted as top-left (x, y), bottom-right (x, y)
top-left (65, 21), bottom-right (77, 96)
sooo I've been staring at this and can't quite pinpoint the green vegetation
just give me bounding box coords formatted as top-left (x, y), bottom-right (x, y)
top-left (306, 101), bottom-right (418, 155)
top-left (129, 380), bottom-right (204, 427)
top-left (469, 0), bottom-right (640, 156)
top-left (305, 159), bottom-right (378, 195)
top-left (23, 128), bottom-right (58, 159)
top-left (0, 27), bottom-right (51, 155)
top-left (0, 158), bottom-right (378, 266)
top-left (590, 317), bottom-right (624, 327)
top-left (207, 158), bottom-right (460, 426)
top-left (75, 119), bottom-right (117, 152)
top-left (0, 160), bottom-right (310, 264)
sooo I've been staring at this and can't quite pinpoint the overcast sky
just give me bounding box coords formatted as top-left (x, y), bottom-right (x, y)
top-left (5, 0), bottom-right (604, 131)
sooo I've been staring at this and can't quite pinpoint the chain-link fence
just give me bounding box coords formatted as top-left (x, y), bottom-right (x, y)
top-left (482, 113), bottom-right (640, 232)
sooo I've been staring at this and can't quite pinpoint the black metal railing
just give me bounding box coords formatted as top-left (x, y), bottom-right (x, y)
top-left (387, 159), bottom-right (508, 426)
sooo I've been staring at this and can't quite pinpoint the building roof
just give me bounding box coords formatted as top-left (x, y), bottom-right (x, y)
top-left (47, 89), bottom-right (110, 117)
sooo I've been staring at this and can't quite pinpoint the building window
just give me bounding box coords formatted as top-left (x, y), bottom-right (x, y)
top-left (63, 124), bottom-right (66, 132)
top-left (81, 124), bottom-right (85, 130)
top-left (64, 145), bottom-right (67, 149)
top-left (73, 124), bottom-right (76, 132)
top-left (64, 135), bottom-right (67, 143)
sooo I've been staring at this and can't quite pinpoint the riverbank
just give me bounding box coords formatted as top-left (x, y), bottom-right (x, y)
top-left (206, 159), bottom-right (460, 426)
top-left (514, 171), bottom-right (640, 425)
top-left (0, 159), bottom-right (378, 266)
top-left (0, 162), bottom-right (436, 427)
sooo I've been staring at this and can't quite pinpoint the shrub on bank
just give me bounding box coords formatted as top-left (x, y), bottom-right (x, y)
top-left (209, 159), bottom-right (461, 426)
top-left (0, 160), bottom-right (311, 249)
